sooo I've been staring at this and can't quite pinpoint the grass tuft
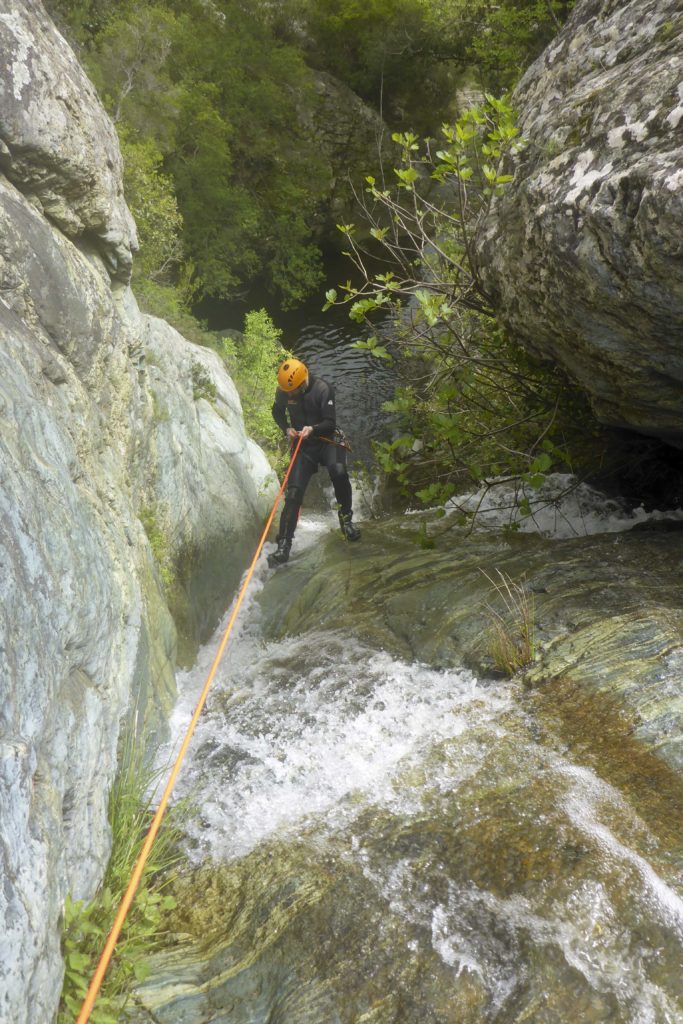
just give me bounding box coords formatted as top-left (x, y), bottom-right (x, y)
top-left (481, 568), bottom-right (535, 675)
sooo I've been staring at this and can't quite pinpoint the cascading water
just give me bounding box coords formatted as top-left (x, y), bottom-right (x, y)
top-left (144, 495), bottom-right (683, 1024)
top-left (442, 474), bottom-right (683, 539)
top-left (132, 300), bottom-right (683, 1022)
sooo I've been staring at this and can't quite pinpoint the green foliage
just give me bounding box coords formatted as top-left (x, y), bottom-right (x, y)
top-left (139, 506), bottom-right (175, 591)
top-left (190, 361), bottom-right (217, 404)
top-left (44, 0), bottom-right (573, 311)
top-left (42, 0), bottom-right (115, 49)
top-left (119, 129), bottom-right (183, 283)
top-left (328, 96), bottom-right (593, 519)
top-left (481, 569), bottom-right (535, 675)
top-left (270, 0), bottom-right (573, 130)
top-left (57, 735), bottom-right (185, 1022)
top-left (372, 320), bottom-right (584, 512)
top-left (167, 2), bottom-right (329, 305)
top-left (284, 0), bottom-right (448, 128)
top-left (135, 279), bottom-right (232, 359)
top-left (467, 1), bottom-right (574, 91)
top-left (46, 0), bottom-right (329, 307)
top-left (229, 309), bottom-right (288, 469)
top-left (84, 4), bottom-right (180, 144)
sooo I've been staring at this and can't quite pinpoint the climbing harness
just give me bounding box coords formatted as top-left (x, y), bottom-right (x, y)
top-left (318, 427), bottom-right (352, 452)
top-left (75, 434), bottom-right (305, 1024)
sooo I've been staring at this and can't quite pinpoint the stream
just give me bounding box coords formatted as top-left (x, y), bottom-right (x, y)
top-left (132, 300), bottom-right (683, 1023)
top-left (139, 494), bottom-right (683, 1024)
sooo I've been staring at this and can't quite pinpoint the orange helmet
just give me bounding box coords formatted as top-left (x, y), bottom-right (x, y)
top-left (277, 358), bottom-right (308, 392)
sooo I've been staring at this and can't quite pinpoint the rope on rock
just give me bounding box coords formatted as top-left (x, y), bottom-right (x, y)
top-left (75, 433), bottom-right (305, 1024)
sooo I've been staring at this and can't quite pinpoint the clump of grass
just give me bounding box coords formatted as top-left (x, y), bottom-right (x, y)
top-left (190, 360), bottom-right (217, 403)
top-left (139, 505), bottom-right (175, 592)
top-left (58, 731), bottom-right (188, 1023)
top-left (481, 568), bottom-right (535, 675)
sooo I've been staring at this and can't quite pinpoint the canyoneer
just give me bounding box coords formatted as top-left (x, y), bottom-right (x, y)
top-left (268, 358), bottom-right (361, 566)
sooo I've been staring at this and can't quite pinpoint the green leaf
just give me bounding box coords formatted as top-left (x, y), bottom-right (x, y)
top-left (530, 452), bottom-right (552, 473)
top-left (68, 952), bottom-right (91, 971)
top-left (322, 287), bottom-right (338, 311)
top-left (133, 960), bottom-right (152, 982)
top-left (349, 298), bottom-right (379, 321)
top-left (395, 167), bottom-right (419, 186)
top-left (65, 971), bottom-right (89, 993)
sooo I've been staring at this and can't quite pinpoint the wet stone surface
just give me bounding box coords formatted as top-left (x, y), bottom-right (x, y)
top-left (132, 509), bottom-right (683, 1023)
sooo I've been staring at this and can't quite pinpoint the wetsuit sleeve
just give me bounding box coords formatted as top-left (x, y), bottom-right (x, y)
top-left (272, 391), bottom-right (288, 434)
top-left (310, 380), bottom-right (336, 437)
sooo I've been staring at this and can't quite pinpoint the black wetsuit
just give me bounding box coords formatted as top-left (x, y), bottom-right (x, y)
top-left (272, 375), bottom-right (353, 542)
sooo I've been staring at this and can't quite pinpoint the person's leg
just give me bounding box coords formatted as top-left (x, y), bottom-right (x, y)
top-left (327, 456), bottom-right (361, 541)
top-left (268, 454), bottom-right (315, 565)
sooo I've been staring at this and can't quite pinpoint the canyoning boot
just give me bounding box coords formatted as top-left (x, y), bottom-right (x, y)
top-left (338, 510), bottom-right (361, 542)
top-left (267, 538), bottom-right (291, 567)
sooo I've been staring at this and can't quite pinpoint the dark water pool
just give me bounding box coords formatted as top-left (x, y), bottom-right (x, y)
top-left (195, 276), bottom-right (398, 466)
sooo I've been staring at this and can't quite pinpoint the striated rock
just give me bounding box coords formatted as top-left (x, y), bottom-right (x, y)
top-left (0, 0), bottom-right (137, 278)
top-left (307, 71), bottom-right (387, 234)
top-left (131, 300), bottom-right (278, 664)
top-left (0, 176), bottom-right (278, 1022)
top-left (0, 298), bottom-right (157, 1021)
top-left (259, 516), bottom-right (683, 775)
top-left (0, 4), bottom-right (278, 1021)
top-left (477, 0), bottom-right (683, 446)
top-left (132, 510), bottom-right (683, 1024)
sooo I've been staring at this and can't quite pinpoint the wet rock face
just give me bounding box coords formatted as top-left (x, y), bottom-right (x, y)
top-left (0, 0), bottom-right (137, 278)
top-left (0, 214), bottom-right (275, 1021)
top-left (477, 0), bottom-right (683, 446)
top-left (259, 517), bottom-right (683, 777)
top-left (134, 513), bottom-right (683, 1023)
top-left (0, 4), bottom-right (277, 1021)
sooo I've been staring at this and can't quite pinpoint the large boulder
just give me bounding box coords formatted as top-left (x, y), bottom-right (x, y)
top-left (477, 0), bottom-right (683, 446)
top-left (307, 70), bottom-right (387, 237)
top-left (0, 0), bottom-right (137, 278)
top-left (0, 3), bottom-right (277, 1021)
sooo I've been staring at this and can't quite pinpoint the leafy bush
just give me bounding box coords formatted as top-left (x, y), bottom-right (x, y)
top-left (190, 361), bottom-right (217, 404)
top-left (230, 309), bottom-right (289, 470)
top-left (134, 278), bottom-right (232, 360)
top-left (44, 0), bottom-right (574, 307)
top-left (270, 0), bottom-right (574, 129)
top-left (326, 96), bottom-right (594, 521)
top-left (119, 129), bottom-right (183, 284)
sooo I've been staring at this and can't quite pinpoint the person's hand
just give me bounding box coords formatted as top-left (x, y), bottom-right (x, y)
top-left (286, 427), bottom-right (298, 439)
top-left (299, 425), bottom-right (314, 439)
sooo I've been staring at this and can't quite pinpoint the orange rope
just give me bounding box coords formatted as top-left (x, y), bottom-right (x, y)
top-left (75, 434), bottom-right (305, 1023)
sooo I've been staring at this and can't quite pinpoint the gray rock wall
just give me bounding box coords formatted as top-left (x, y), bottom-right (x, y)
top-left (309, 70), bottom-right (386, 232)
top-left (0, 0), bottom-right (137, 279)
top-left (478, 0), bottom-right (683, 446)
top-left (0, 3), bottom-right (277, 1021)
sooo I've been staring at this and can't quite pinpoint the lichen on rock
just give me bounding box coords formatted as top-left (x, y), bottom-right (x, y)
top-left (0, 0), bottom-right (137, 278)
top-left (477, 0), bottom-right (683, 447)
